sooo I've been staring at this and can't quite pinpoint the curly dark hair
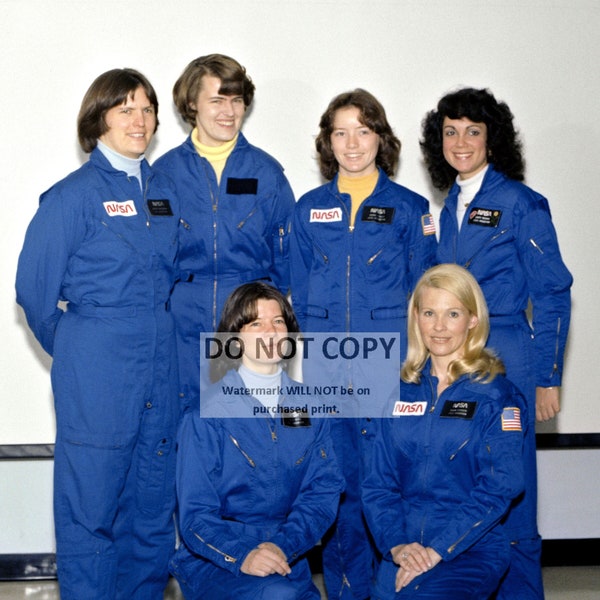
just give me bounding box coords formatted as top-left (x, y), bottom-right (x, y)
top-left (420, 87), bottom-right (525, 190)
top-left (210, 282), bottom-right (299, 382)
top-left (316, 89), bottom-right (401, 180)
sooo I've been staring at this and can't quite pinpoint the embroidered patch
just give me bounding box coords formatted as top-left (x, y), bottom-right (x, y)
top-left (226, 178), bottom-right (258, 195)
top-left (421, 213), bottom-right (436, 236)
top-left (440, 400), bottom-right (477, 419)
top-left (310, 208), bottom-right (343, 222)
top-left (147, 199), bottom-right (173, 216)
top-left (501, 407), bottom-right (522, 431)
top-left (361, 206), bottom-right (394, 224)
top-left (103, 200), bottom-right (137, 217)
top-left (467, 208), bottom-right (502, 228)
top-left (392, 401), bottom-right (427, 416)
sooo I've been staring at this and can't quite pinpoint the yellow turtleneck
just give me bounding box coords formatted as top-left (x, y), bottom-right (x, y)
top-left (191, 128), bottom-right (238, 184)
top-left (337, 170), bottom-right (379, 228)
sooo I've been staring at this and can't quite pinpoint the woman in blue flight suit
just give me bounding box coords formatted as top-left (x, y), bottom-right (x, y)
top-left (170, 282), bottom-right (344, 599)
top-left (362, 264), bottom-right (525, 599)
top-left (290, 89), bottom-right (437, 600)
top-left (16, 69), bottom-right (180, 600)
top-left (153, 54), bottom-right (295, 409)
top-left (420, 87), bottom-right (572, 599)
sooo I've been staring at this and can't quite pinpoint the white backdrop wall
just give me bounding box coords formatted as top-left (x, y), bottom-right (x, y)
top-left (2, 0), bottom-right (599, 445)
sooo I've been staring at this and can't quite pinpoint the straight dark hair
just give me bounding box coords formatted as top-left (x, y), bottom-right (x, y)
top-left (77, 68), bottom-right (159, 153)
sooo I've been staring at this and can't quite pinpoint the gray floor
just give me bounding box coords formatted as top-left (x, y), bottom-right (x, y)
top-left (0, 567), bottom-right (599, 599)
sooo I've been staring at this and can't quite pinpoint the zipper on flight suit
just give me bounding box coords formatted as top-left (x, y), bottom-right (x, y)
top-left (529, 237), bottom-right (562, 379)
top-left (193, 531), bottom-right (237, 563)
top-left (237, 207), bottom-right (258, 229)
top-left (464, 228), bottom-right (509, 268)
top-left (550, 317), bottom-right (561, 378)
top-left (228, 434), bottom-right (256, 467)
top-left (199, 160), bottom-right (221, 332)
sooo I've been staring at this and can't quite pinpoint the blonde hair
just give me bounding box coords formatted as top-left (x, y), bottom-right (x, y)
top-left (401, 264), bottom-right (504, 385)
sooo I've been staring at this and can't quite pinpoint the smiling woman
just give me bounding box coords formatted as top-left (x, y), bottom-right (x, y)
top-left (289, 88), bottom-right (438, 599)
top-left (98, 89), bottom-right (156, 158)
top-left (441, 117), bottom-right (488, 181)
top-left (363, 264), bottom-right (525, 600)
top-left (421, 86), bottom-right (573, 599)
top-left (15, 68), bottom-right (181, 599)
top-left (169, 281), bottom-right (344, 600)
top-left (153, 53), bottom-right (296, 411)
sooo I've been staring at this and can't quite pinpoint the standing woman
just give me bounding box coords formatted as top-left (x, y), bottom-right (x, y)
top-left (420, 87), bottom-right (573, 599)
top-left (362, 264), bottom-right (526, 600)
top-left (290, 89), bottom-right (437, 599)
top-left (16, 69), bottom-right (180, 599)
top-left (153, 54), bottom-right (295, 409)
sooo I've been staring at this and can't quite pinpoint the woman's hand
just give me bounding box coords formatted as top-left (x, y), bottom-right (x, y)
top-left (536, 386), bottom-right (560, 421)
top-left (240, 542), bottom-right (291, 577)
top-left (391, 543), bottom-right (442, 591)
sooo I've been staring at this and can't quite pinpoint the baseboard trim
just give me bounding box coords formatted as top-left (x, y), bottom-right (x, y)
top-left (536, 433), bottom-right (600, 449)
top-left (1, 434), bottom-right (599, 461)
top-left (541, 539), bottom-right (600, 566)
top-left (1, 539), bottom-right (598, 581)
top-left (0, 554), bottom-right (56, 581)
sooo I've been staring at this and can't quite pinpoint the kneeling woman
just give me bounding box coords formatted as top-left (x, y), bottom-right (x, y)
top-left (171, 281), bottom-right (344, 599)
top-left (362, 264), bottom-right (525, 599)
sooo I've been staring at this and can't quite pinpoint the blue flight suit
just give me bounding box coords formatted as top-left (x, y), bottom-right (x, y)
top-left (290, 170), bottom-right (437, 599)
top-left (362, 366), bottom-right (526, 599)
top-left (170, 369), bottom-right (344, 600)
top-left (15, 149), bottom-right (181, 600)
top-left (153, 133), bottom-right (295, 407)
top-left (437, 165), bottom-right (572, 599)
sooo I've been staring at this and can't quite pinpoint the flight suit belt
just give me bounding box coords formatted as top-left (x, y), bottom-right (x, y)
top-left (489, 314), bottom-right (529, 326)
top-left (67, 303), bottom-right (168, 317)
top-left (184, 270), bottom-right (270, 283)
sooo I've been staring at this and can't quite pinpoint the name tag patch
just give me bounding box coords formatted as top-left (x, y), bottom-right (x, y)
top-left (147, 199), bottom-right (173, 216)
top-left (103, 200), bottom-right (137, 217)
top-left (281, 409), bottom-right (311, 428)
top-left (361, 206), bottom-right (394, 224)
top-left (310, 208), bottom-right (343, 222)
top-left (440, 400), bottom-right (477, 419)
top-left (226, 178), bottom-right (258, 195)
top-left (392, 401), bottom-right (427, 416)
top-left (467, 207), bottom-right (502, 228)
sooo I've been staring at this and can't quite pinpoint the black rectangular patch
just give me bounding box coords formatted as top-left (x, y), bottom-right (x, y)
top-left (467, 207), bottom-right (501, 228)
top-left (440, 400), bottom-right (477, 419)
top-left (361, 206), bottom-right (395, 224)
top-left (147, 199), bottom-right (173, 216)
top-left (227, 178), bottom-right (258, 195)
top-left (281, 409), bottom-right (311, 428)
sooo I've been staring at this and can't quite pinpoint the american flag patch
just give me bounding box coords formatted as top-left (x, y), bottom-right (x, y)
top-left (421, 213), bottom-right (436, 236)
top-left (501, 407), bottom-right (522, 431)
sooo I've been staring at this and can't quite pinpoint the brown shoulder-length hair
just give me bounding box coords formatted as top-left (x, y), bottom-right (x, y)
top-left (315, 89), bottom-right (401, 181)
top-left (173, 53), bottom-right (256, 128)
top-left (401, 264), bottom-right (505, 385)
top-left (210, 281), bottom-right (300, 382)
top-left (77, 68), bottom-right (159, 153)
